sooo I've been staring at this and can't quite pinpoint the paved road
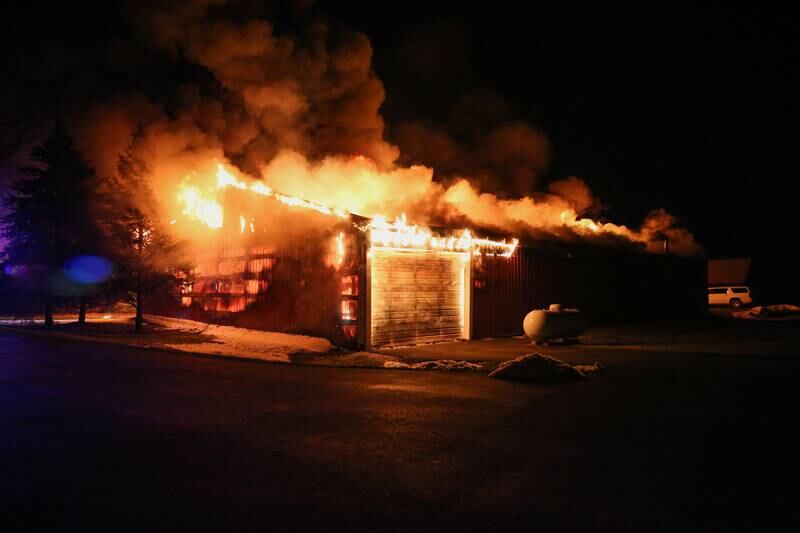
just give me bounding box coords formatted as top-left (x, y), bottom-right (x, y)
top-left (386, 336), bottom-right (614, 363)
top-left (1, 332), bottom-right (798, 531)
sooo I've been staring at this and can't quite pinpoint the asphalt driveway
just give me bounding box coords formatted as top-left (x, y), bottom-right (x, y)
top-left (1, 331), bottom-right (798, 531)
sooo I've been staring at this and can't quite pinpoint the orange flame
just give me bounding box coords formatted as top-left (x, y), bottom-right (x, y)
top-left (335, 232), bottom-right (345, 267)
top-left (178, 186), bottom-right (223, 229)
top-left (560, 209), bottom-right (601, 233)
top-left (367, 214), bottom-right (518, 257)
top-left (176, 163), bottom-right (349, 230)
top-left (177, 162), bottom-right (521, 258)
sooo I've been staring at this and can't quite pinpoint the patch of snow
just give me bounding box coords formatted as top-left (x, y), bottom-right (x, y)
top-left (488, 353), bottom-right (600, 382)
top-left (732, 304), bottom-right (800, 320)
top-left (144, 315), bottom-right (332, 363)
top-left (318, 351), bottom-right (401, 368)
top-left (0, 313), bottom-right (131, 325)
top-left (384, 359), bottom-right (483, 371)
top-left (573, 362), bottom-right (605, 374)
top-left (0, 318), bottom-right (78, 325)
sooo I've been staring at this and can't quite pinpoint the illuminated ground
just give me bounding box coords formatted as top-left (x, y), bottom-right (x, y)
top-left (388, 313), bottom-right (800, 362)
top-left (1, 331), bottom-right (798, 531)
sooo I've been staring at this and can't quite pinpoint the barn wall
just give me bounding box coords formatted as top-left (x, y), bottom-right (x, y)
top-left (159, 223), bottom-right (707, 347)
top-left (471, 249), bottom-right (535, 338)
top-left (471, 245), bottom-right (707, 338)
top-left (158, 225), bottom-right (358, 345)
top-left (187, 242), bottom-right (339, 337)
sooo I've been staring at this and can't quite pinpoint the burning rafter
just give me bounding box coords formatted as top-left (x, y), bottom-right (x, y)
top-left (367, 214), bottom-right (518, 257)
top-left (176, 163), bottom-right (520, 258)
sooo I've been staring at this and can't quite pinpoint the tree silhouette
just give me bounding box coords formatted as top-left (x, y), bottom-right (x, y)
top-left (1, 122), bottom-right (103, 327)
top-left (101, 129), bottom-right (189, 333)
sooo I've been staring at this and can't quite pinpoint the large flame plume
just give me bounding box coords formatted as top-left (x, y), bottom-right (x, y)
top-left (175, 162), bottom-right (518, 256)
top-left (58, 0), bottom-right (700, 257)
top-left (170, 153), bottom-right (699, 256)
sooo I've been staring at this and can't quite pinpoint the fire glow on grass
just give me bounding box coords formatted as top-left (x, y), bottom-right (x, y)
top-left (176, 162), bottom-right (520, 259)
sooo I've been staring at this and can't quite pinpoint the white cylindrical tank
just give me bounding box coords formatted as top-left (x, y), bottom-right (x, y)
top-left (523, 305), bottom-right (587, 342)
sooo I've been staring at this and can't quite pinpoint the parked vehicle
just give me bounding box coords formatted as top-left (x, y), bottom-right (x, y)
top-left (707, 286), bottom-right (753, 308)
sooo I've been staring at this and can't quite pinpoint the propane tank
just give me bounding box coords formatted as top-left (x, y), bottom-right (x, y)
top-left (523, 304), bottom-right (587, 343)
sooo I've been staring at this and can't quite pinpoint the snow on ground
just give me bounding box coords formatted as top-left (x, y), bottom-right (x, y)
top-left (0, 316), bottom-right (124, 326)
top-left (488, 353), bottom-right (602, 382)
top-left (384, 360), bottom-right (483, 371)
top-left (1, 314), bottom-right (486, 370)
top-left (732, 304), bottom-right (800, 320)
top-left (144, 315), bottom-right (332, 363)
top-left (303, 351), bottom-right (484, 371)
top-left (309, 351), bottom-right (402, 368)
top-left (0, 314), bottom-right (333, 364)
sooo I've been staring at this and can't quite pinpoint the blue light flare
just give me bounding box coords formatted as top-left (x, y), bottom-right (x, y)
top-left (64, 255), bottom-right (113, 285)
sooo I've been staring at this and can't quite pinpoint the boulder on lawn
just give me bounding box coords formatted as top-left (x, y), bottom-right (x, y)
top-left (488, 353), bottom-right (589, 382)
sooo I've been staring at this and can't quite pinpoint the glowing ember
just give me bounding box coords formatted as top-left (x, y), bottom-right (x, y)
top-left (472, 237), bottom-right (519, 257)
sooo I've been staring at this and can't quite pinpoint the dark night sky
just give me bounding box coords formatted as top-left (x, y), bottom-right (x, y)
top-left (327, 2), bottom-right (798, 261)
top-left (2, 2), bottom-right (798, 270)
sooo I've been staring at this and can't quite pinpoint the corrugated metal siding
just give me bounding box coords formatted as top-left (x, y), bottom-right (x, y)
top-left (471, 245), bottom-right (708, 338)
top-left (370, 249), bottom-right (466, 348)
top-left (179, 239), bottom-right (341, 340)
top-left (471, 248), bottom-right (535, 338)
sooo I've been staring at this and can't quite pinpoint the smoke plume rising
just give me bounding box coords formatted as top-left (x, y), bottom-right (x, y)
top-left (6, 0), bottom-right (701, 255)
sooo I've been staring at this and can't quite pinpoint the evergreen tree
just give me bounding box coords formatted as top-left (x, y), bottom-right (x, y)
top-left (1, 122), bottom-right (103, 328)
top-left (102, 129), bottom-right (189, 333)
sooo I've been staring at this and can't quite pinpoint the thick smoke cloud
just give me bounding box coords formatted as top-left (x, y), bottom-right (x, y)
top-left (547, 176), bottom-right (596, 214)
top-left (119, 0), bottom-right (398, 172)
top-left (0, 0), bottom-right (702, 256)
top-left (392, 89), bottom-right (552, 198)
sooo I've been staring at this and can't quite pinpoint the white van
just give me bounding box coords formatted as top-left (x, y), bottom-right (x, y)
top-left (707, 286), bottom-right (753, 308)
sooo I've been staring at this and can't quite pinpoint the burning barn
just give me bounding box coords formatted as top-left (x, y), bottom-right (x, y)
top-left (165, 164), bottom-right (705, 349)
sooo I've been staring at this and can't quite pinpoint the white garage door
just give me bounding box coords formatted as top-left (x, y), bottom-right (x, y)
top-left (370, 249), bottom-right (468, 348)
